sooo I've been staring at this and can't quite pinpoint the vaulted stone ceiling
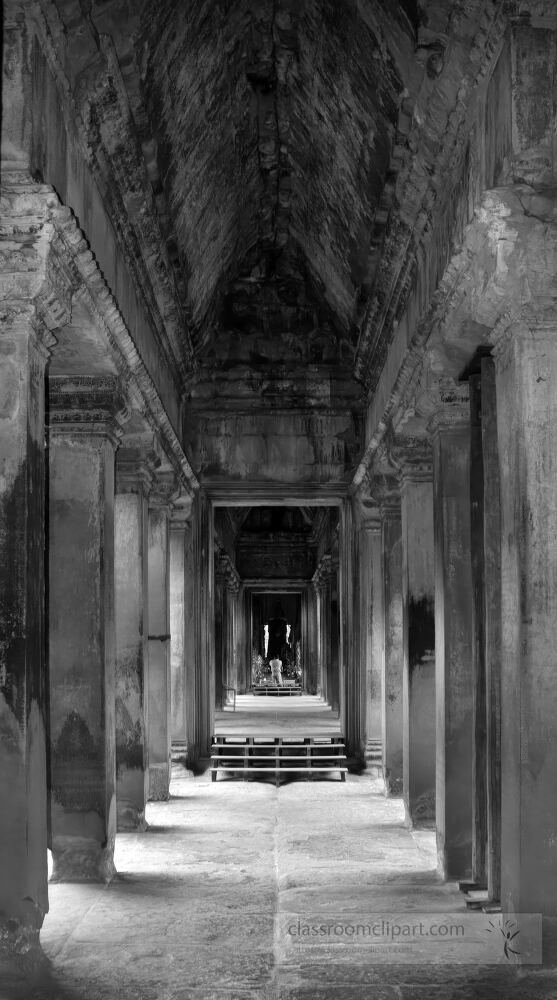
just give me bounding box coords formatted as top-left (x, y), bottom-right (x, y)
top-left (138, 0), bottom-right (409, 358)
top-left (37, 0), bottom-right (505, 396)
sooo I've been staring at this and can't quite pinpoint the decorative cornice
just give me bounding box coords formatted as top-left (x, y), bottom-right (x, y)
top-left (27, 0), bottom-right (194, 383)
top-left (49, 199), bottom-right (198, 496)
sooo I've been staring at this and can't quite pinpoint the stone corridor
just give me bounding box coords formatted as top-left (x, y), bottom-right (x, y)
top-left (1, 768), bottom-right (554, 1000)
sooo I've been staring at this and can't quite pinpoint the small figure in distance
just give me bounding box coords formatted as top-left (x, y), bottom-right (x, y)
top-left (269, 656), bottom-right (283, 687)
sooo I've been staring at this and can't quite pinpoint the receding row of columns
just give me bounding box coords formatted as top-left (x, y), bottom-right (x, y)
top-left (46, 405), bottom-right (203, 880)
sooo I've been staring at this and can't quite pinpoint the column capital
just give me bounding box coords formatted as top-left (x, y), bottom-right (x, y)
top-left (216, 552), bottom-right (241, 594)
top-left (312, 554), bottom-right (332, 593)
top-left (116, 432), bottom-right (160, 495)
top-left (0, 180), bottom-right (76, 344)
top-left (489, 311), bottom-right (557, 373)
top-left (424, 379), bottom-right (470, 437)
top-left (149, 470), bottom-right (183, 512)
top-left (352, 494), bottom-right (382, 532)
top-left (391, 435), bottom-right (433, 484)
top-left (48, 375), bottom-right (130, 445)
top-left (360, 473), bottom-right (401, 519)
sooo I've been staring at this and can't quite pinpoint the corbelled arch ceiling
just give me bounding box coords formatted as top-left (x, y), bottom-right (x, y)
top-left (137, 0), bottom-right (408, 357)
top-left (34, 0), bottom-right (505, 416)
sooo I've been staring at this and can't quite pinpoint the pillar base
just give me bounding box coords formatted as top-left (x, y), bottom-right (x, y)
top-left (384, 774), bottom-right (403, 797)
top-left (149, 764), bottom-right (170, 801)
top-left (0, 917), bottom-right (43, 965)
top-left (50, 837), bottom-right (116, 883)
top-left (116, 766), bottom-right (148, 831)
top-left (117, 805), bottom-right (148, 832)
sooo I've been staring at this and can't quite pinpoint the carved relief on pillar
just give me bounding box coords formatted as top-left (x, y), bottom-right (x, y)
top-left (216, 551), bottom-right (240, 596)
top-left (312, 554), bottom-right (332, 595)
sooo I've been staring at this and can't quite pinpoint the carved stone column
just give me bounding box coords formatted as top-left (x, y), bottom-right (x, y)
top-left (312, 556), bottom-right (331, 700)
top-left (396, 440), bottom-right (435, 826)
top-left (170, 503), bottom-right (192, 743)
top-left (147, 473), bottom-right (178, 801)
top-left (381, 491), bottom-right (403, 796)
top-left (429, 384), bottom-right (474, 879)
top-left (329, 547), bottom-right (341, 715)
top-left (48, 376), bottom-right (127, 881)
top-left (493, 319), bottom-right (557, 919)
top-left (0, 178), bottom-right (66, 954)
top-left (114, 436), bottom-right (156, 830)
top-left (339, 499), bottom-right (363, 764)
top-left (355, 502), bottom-right (383, 765)
top-left (224, 561), bottom-right (240, 697)
top-left (190, 491), bottom-right (214, 762)
top-left (213, 552), bottom-right (240, 709)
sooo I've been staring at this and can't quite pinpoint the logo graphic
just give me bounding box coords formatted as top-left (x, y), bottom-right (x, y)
top-left (486, 917), bottom-right (520, 960)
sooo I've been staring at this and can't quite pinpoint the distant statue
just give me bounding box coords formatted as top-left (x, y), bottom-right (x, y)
top-left (269, 656), bottom-right (283, 687)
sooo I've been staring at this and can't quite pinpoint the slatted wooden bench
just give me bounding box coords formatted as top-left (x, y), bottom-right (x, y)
top-left (211, 736), bottom-right (347, 786)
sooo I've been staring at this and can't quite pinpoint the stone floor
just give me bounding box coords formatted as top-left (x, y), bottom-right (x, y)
top-left (214, 693), bottom-right (341, 738)
top-left (2, 766), bottom-right (557, 1000)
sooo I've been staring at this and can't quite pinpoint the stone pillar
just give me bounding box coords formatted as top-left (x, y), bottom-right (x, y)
top-left (191, 491), bottom-right (214, 761)
top-left (339, 500), bottom-right (363, 763)
top-left (382, 498), bottom-right (404, 795)
top-left (183, 519), bottom-right (197, 764)
top-left (368, 518), bottom-right (385, 751)
top-left (329, 552), bottom-right (340, 715)
top-left (430, 388), bottom-right (474, 880)
top-left (214, 558), bottom-right (226, 711)
top-left (114, 441), bottom-right (153, 830)
top-left (356, 505), bottom-right (383, 761)
top-left (312, 555), bottom-right (331, 700)
top-left (170, 513), bottom-right (187, 742)
top-left (399, 445), bottom-right (435, 826)
top-left (494, 320), bottom-right (557, 919)
top-left (305, 585), bottom-right (319, 695)
top-left (225, 567), bottom-right (240, 695)
top-left (0, 178), bottom-right (68, 955)
top-left (469, 374), bottom-right (488, 887)
top-left (48, 376), bottom-right (125, 882)
top-left (481, 357), bottom-right (502, 905)
top-left (147, 478), bottom-right (174, 801)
